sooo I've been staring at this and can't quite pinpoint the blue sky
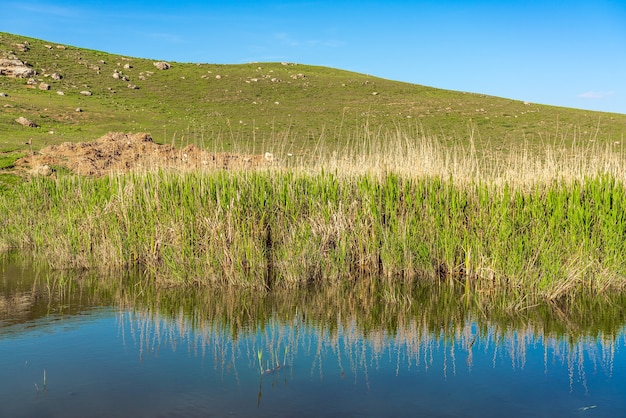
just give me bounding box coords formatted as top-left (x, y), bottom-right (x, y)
top-left (4, 0), bottom-right (626, 114)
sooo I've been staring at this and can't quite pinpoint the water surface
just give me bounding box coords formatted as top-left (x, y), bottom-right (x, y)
top-left (1, 258), bottom-right (625, 417)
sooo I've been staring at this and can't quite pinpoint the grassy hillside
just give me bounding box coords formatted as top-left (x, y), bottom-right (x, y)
top-left (1, 31), bottom-right (625, 157)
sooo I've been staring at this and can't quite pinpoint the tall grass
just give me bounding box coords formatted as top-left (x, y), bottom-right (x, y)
top-left (1, 128), bottom-right (626, 298)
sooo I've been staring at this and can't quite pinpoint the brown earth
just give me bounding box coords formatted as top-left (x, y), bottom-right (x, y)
top-left (15, 132), bottom-right (271, 177)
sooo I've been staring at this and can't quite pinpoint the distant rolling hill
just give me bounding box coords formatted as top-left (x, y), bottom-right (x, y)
top-left (1, 31), bottom-right (625, 156)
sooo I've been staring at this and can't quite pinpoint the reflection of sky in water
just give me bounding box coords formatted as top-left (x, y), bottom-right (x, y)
top-left (0, 308), bottom-right (624, 417)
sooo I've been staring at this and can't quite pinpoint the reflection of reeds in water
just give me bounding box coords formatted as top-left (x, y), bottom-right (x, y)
top-left (112, 280), bottom-right (624, 394)
top-left (4, 258), bottom-right (624, 394)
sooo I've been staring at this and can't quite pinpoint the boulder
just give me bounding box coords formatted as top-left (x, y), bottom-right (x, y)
top-left (15, 116), bottom-right (37, 127)
top-left (12, 42), bottom-right (29, 52)
top-left (0, 58), bottom-right (35, 78)
top-left (153, 61), bottom-right (171, 70)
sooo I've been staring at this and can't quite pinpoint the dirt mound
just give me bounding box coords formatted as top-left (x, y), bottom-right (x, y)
top-left (16, 132), bottom-right (270, 176)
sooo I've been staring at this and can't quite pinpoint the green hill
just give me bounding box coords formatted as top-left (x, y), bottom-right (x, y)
top-left (1, 31), bottom-right (625, 156)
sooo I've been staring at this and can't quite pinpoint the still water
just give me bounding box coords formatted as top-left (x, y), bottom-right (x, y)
top-left (1, 257), bottom-right (625, 417)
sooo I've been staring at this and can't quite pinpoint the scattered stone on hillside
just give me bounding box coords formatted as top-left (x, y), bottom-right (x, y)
top-left (0, 58), bottom-right (35, 78)
top-left (12, 42), bottom-right (29, 52)
top-left (51, 72), bottom-right (62, 80)
top-left (80, 91), bottom-right (92, 96)
top-left (15, 116), bottom-right (37, 127)
top-left (153, 61), bottom-right (170, 70)
top-left (39, 82), bottom-right (50, 91)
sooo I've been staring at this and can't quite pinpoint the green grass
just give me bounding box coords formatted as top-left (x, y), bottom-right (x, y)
top-left (2, 136), bottom-right (625, 299)
top-left (1, 31), bottom-right (625, 158)
top-left (0, 152), bottom-right (24, 169)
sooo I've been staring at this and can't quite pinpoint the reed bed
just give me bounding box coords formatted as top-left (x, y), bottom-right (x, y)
top-left (1, 129), bottom-right (626, 298)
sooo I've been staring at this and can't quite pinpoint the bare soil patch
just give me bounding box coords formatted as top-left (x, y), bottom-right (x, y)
top-left (15, 132), bottom-right (270, 176)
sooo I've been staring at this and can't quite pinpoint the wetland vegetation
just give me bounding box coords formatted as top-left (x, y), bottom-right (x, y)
top-left (2, 128), bottom-right (626, 301)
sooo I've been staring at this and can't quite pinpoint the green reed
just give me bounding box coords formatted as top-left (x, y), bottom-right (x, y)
top-left (1, 166), bottom-right (625, 298)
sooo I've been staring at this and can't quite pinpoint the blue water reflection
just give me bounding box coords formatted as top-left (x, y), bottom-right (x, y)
top-left (1, 256), bottom-right (625, 417)
top-left (1, 305), bottom-right (625, 417)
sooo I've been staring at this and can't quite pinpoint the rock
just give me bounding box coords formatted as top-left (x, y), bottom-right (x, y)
top-left (153, 61), bottom-right (170, 70)
top-left (80, 91), bottom-right (92, 96)
top-left (32, 165), bottom-right (53, 176)
top-left (15, 116), bottom-right (37, 127)
top-left (0, 58), bottom-right (35, 78)
top-left (39, 83), bottom-right (50, 90)
top-left (12, 42), bottom-right (29, 52)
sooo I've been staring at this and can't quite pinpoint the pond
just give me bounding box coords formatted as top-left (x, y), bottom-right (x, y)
top-left (1, 256), bottom-right (625, 417)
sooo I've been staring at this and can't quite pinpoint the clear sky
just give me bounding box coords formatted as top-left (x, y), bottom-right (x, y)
top-left (4, 0), bottom-right (626, 114)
